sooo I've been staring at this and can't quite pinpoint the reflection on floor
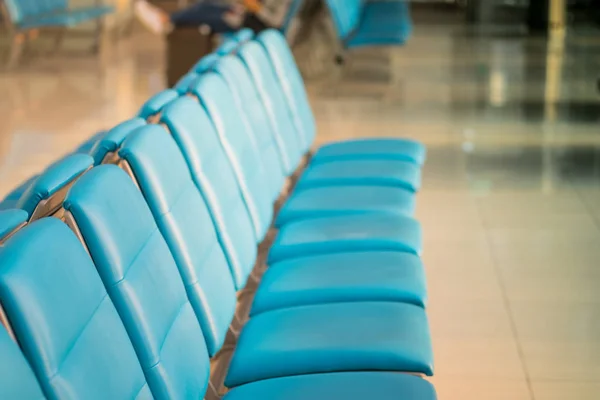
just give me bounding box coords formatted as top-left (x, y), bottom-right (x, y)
top-left (1, 14), bottom-right (600, 400)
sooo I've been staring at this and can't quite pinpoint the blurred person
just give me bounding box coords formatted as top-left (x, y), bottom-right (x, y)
top-left (134, 0), bottom-right (292, 35)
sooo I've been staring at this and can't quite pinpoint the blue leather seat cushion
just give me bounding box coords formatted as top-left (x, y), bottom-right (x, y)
top-left (295, 159), bottom-right (421, 192)
top-left (312, 138), bottom-right (426, 165)
top-left (268, 214), bottom-right (421, 264)
top-left (276, 185), bottom-right (415, 227)
top-left (0, 209), bottom-right (28, 239)
top-left (251, 251), bottom-right (427, 315)
top-left (225, 301), bottom-right (433, 387)
top-left (347, 1), bottom-right (412, 48)
top-left (224, 372), bottom-right (437, 400)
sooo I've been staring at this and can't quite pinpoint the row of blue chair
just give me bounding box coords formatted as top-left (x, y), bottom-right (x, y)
top-left (0, 0), bottom-right (114, 67)
top-left (0, 28), bottom-right (435, 399)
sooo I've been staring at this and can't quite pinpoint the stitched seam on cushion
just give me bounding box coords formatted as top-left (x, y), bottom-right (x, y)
top-left (146, 300), bottom-right (187, 370)
top-left (47, 293), bottom-right (109, 380)
top-left (108, 229), bottom-right (157, 289)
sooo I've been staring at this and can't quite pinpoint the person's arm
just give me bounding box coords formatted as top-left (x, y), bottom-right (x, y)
top-left (245, 0), bottom-right (293, 28)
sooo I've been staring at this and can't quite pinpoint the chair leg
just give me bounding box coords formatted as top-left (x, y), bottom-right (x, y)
top-left (6, 32), bottom-right (26, 69)
top-left (53, 28), bottom-right (66, 55)
top-left (91, 18), bottom-right (104, 54)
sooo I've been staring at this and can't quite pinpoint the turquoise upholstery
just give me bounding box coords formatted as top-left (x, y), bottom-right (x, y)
top-left (191, 53), bottom-right (220, 73)
top-left (237, 41), bottom-right (304, 173)
top-left (323, 0), bottom-right (411, 49)
top-left (0, 324), bottom-right (44, 400)
top-left (213, 54), bottom-right (287, 195)
top-left (137, 89), bottom-right (179, 119)
top-left (3, 0), bottom-right (114, 30)
top-left (257, 30), bottom-right (425, 164)
top-left (276, 184), bottom-right (416, 226)
top-left (0, 209), bottom-right (27, 240)
top-left (295, 158), bottom-right (421, 192)
top-left (269, 213), bottom-right (422, 263)
top-left (16, 153), bottom-right (93, 217)
top-left (313, 138), bottom-right (427, 165)
top-left (0, 175), bottom-right (38, 211)
top-left (174, 72), bottom-right (199, 94)
top-left (74, 131), bottom-right (107, 154)
top-left (190, 73), bottom-right (274, 240)
top-left (119, 125), bottom-right (237, 354)
top-left (226, 301), bottom-right (433, 387)
top-left (232, 28), bottom-right (254, 43)
top-left (257, 30), bottom-right (315, 150)
top-left (239, 38), bottom-right (423, 191)
top-left (160, 97), bottom-right (258, 287)
top-left (64, 166), bottom-right (211, 399)
top-left (0, 218), bottom-right (150, 399)
top-left (251, 251), bottom-right (427, 315)
top-left (89, 118), bottom-right (147, 164)
top-left (347, 1), bottom-right (412, 48)
top-left (224, 372), bottom-right (436, 400)
top-left (324, 0), bottom-right (363, 40)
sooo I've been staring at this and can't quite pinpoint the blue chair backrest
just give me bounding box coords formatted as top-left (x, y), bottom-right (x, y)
top-left (74, 131), bottom-right (107, 154)
top-left (232, 28), bottom-right (254, 43)
top-left (0, 324), bottom-right (45, 399)
top-left (0, 218), bottom-right (151, 399)
top-left (17, 153), bottom-right (93, 220)
top-left (3, 0), bottom-right (35, 25)
top-left (90, 118), bottom-right (147, 164)
top-left (214, 54), bottom-right (287, 196)
top-left (281, 0), bottom-right (305, 34)
top-left (190, 73), bottom-right (273, 240)
top-left (0, 209), bottom-right (27, 242)
top-left (118, 125), bottom-right (237, 355)
top-left (324, 0), bottom-right (363, 40)
top-left (191, 53), bottom-right (220, 74)
top-left (257, 30), bottom-right (316, 151)
top-left (160, 97), bottom-right (258, 289)
top-left (0, 175), bottom-right (39, 211)
top-left (174, 73), bottom-right (199, 94)
top-left (138, 89), bottom-right (179, 120)
top-left (64, 166), bottom-right (211, 399)
top-left (237, 41), bottom-right (305, 172)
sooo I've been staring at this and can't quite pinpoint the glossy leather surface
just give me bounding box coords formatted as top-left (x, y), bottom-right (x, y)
top-left (89, 118), bottom-right (147, 164)
top-left (226, 301), bottom-right (434, 387)
top-left (323, 0), bottom-right (363, 40)
top-left (0, 209), bottom-right (28, 240)
top-left (251, 251), bottom-right (428, 315)
top-left (312, 137), bottom-right (427, 165)
top-left (0, 324), bottom-right (45, 400)
top-left (0, 175), bottom-right (39, 211)
top-left (173, 73), bottom-right (199, 95)
top-left (214, 55), bottom-right (286, 198)
top-left (237, 41), bottom-right (305, 174)
top-left (190, 73), bottom-right (273, 240)
top-left (269, 214), bottom-right (422, 263)
top-left (224, 372), bottom-right (437, 400)
top-left (296, 158), bottom-right (422, 192)
top-left (277, 184), bottom-right (416, 226)
top-left (347, 1), bottom-right (412, 48)
top-left (191, 53), bottom-right (219, 73)
top-left (119, 125), bottom-right (237, 355)
top-left (137, 89), bottom-right (179, 119)
top-left (160, 97), bottom-right (258, 288)
top-left (0, 218), bottom-right (150, 399)
top-left (17, 153), bottom-right (93, 217)
top-left (74, 131), bottom-right (107, 154)
top-left (257, 30), bottom-right (315, 151)
top-left (64, 166), bottom-right (211, 400)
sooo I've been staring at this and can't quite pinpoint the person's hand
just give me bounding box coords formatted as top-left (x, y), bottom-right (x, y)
top-left (242, 0), bottom-right (262, 13)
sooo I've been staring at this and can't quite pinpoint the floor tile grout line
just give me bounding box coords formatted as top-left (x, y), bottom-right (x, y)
top-left (474, 198), bottom-right (537, 400)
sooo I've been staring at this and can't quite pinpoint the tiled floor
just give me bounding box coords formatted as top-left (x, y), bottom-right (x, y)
top-left (1, 10), bottom-right (600, 399)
